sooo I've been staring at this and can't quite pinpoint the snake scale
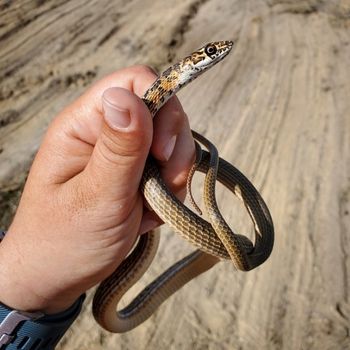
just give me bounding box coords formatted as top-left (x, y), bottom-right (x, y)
top-left (92, 41), bottom-right (274, 333)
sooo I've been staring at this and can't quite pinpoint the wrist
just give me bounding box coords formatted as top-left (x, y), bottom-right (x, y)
top-left (0, 233), bottom-right (79, 314)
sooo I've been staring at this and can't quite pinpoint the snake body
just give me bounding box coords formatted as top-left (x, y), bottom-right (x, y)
top-left (92, 41), bottom-right (274, 332)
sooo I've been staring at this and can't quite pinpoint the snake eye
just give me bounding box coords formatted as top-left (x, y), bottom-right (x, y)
top-left (205, 44), bottom-right (217, 57)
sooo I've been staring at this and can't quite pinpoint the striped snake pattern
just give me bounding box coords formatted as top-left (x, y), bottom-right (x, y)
top-left (92, 41), bottom-right (274, 332)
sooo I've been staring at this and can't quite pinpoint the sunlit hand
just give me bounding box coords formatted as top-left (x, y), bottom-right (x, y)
top-left (0, 65), bottom-right (195, 314)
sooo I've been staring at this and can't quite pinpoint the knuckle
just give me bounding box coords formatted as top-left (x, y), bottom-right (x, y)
top-left (171, 108), bottom-right (186, 131)
top-left (155, 104), bottom-right (186, 136)
top-left (97, 137), bottom-right (139, 169)
top-left (173, 172), bottom-right (188, 190)
top-left (101, 127), bottom-right (145, 158)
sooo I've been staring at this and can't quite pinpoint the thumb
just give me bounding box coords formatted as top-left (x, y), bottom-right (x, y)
top-left (85, 87), bottom-right (153, 204)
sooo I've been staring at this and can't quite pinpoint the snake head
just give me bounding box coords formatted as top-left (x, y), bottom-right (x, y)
top-left (179, 40), bottom-right (234, 84)
top-left (143, 40), bottom-right (234, 115)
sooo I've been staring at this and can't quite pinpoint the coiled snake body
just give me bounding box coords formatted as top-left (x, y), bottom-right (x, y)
top-left (93, 41), bottom-right (274, 332)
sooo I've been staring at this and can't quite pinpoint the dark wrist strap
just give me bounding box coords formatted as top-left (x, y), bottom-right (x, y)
top-left (0, 231), bottom-right (85, 349)
top-left (0, 295), bottom-right (85, 350)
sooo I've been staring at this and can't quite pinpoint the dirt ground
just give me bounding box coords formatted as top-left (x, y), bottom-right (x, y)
top-left (1, 0), bottom-right (349, 349)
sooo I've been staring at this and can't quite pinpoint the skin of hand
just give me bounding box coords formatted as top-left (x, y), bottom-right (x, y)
top-left (0, 65), bottom-right (195, 314)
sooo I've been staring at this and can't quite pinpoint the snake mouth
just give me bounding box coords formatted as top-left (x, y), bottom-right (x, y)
top-left (226, 40), bottom-right (234, 48)
top-left (221, 40), bottom-right (234, 56)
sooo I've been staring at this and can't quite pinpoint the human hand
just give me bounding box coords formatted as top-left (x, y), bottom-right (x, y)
top-left (0, 65), bottom-right (195, 314)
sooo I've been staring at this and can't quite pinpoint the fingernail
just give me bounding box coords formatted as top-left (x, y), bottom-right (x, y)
top-left (102, 95), bottom-right (131, 129)
top-left (139, 219), bottom-right (159, 235)
top-left (162, 135), bottom-right (177, 161)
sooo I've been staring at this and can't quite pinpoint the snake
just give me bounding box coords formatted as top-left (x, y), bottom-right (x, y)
top-left (92, 41), bottom-right (274, 333)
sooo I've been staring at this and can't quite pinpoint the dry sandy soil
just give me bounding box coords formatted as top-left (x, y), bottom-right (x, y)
top-left (1, 0), bottom-right (350, 349)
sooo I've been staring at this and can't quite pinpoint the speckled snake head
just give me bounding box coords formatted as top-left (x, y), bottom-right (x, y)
top-left (179, 40), bottom-right (234, 84)
top-left (143, 40), bottom-right (234, 115)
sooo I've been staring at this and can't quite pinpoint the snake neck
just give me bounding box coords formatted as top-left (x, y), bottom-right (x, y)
top-left (142, 63), bottom-right (183, 117)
